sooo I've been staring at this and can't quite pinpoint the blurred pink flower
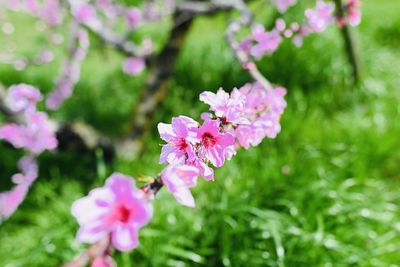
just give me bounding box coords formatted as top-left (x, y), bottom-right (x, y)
top-left (251, 25), bottom-right (282, 58)
top-left (346, 0), bottom-right (362, 26)
top-left (72, 3), bottom-right (96, 24)
top-left (6, 84), bottom-right (42, 113)
top-left (39, 0), bottom-right (63, 26)
top-left (0, 156), bottom-right (38, 221)
top-left (71, 173), bottom-right (152, 251)
top-left (123, 57), bottom-right (145, 76)
top-left (271, 0), bottom-right (297, 13)
top-left (0, 184), bottom-right (29, 220)
top-left (305, 0), bottom-right (335, 33)
top-left (125, 8), bottom-right (142, 29)
top-left (161, 164), bottom-right (200, 207)
top-left (0, 110), bottom-right (58, 154)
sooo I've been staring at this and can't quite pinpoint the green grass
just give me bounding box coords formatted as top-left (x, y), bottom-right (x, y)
top-left (1, 0), bottom-right (400, 266)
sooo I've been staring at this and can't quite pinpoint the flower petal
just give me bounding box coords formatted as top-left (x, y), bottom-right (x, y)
top-left (112, 224), bottom-right (139, 251)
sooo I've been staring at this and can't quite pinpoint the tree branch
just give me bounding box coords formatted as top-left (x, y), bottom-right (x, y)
top-left (225, 0), bottom-right (273, 91)
top-left (334, 0), bottom-right (361, 84)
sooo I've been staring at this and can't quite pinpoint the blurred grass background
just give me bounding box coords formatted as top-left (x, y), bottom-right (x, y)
top-left (1, 0), bottom-right (400, 266)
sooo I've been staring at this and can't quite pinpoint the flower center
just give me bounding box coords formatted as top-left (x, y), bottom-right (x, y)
top-left (202, 132), bottom-right (216, 148)
top-left (176, 138), bottom-right (188, 150)
top-left (114, 204), bottom-right (131, 223)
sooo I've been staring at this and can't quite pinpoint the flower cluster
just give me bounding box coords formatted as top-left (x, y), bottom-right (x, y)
top-left (46, 27), bottom-right (89, 109)
top-left (0, 156), bottom-right (38, 221)
top-left (304, 0), bottom-right (335, 33)
top-left (241, 0), bottom-right (362, 59)
top-left (1, 84), bottom-right (58, 153)
top-left (0, 84), bottom-right (58, 221)
top-left (159, 83), bottom-right (287, 207)
top-left (1, 0), bottom-right (170, 109)
top-left (71, 83), bottom-right (287, 256)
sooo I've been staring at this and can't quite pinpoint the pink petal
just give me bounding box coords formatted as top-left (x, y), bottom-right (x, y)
top-left (157, 123), bottom-right (176, 142)
top-left (111, 224), bottom-right (139, 251)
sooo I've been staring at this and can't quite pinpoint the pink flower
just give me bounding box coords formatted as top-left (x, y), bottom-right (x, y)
top-left (71, 173), bottom-right (152, 251)
top-left (125, 8), bottom-right (141, 29)
top-left (234, 84), bottom-right (287, 148)
top-left (158, 116), bottom-right (199, 164)
top-left (305, 0), bottom-right (335, 33)
top-left (251, 25), bottom-right (282, 58)
top-left (346, 0), bottom-right (361, 26)
top-left (275, 18), bottom-right (286, 32)
top-left (271, 0), bottom-right (297, 13)
top-left (6, 84), bottom-right (42, 113)
top-left (0, 184), bottom-right (29, 221)
top-left (0, 156), bottom-right (38, 221)
top-left (185, 156), bottom-right (214, 181)
top-left (195, 120), bottom-right (234, 168)
top-left (200, 88), bottom-right (248, 125)
top-left (161, 164), bottom-right (199, 207)
top-left (72, 4), bottom-right (96, 24)
top-left (0, 111), bottom-right (58, 154)
top-left (123, 57), bottom-right (145, 76)
top-left (12, 156), bottom-right (38, 185)
top-left (39, 0), bottom-right (63, 26)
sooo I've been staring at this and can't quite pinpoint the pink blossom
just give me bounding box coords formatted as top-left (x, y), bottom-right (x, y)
top-left (251, 25), bottom-right (282, 58)
top-left (346, 0), bottom-right (362, 26)
top-left (275, 18), bottom-right (286, 32)
top-left (38, 0), bottom-right (63, 26)
top-left (200, 88), bottom-right (247, 125)
top-left (158, 116), bottom-right (199, 164)
top-left (0, 111), bottom-right (58, 154)
top-left (305, 0), bottom-right (335, 33)
top-left (234, 84), bottom-right (287, 148)
top-left (0, 156), bottom-right (38, 221)
top-left (185, 155), bottom-right (214, 181)
top-left (46, 29), bottom-right (89, 110)
top-left (161, 164), bottom-right (200, 207)
top-left (72, 4), bottom-right (96, 24)
top-left (122, 57), bottom-right (145, 76)
top-left (12, 156), bottom-right (38, 185)
top-left (6, 84), bottom-right (42, 113)
top-left (46, 79), bottom-right (73, 109)
top-left (71, 173), bottom-right (152, 251)
top-left (238, 37), bottom-right (252, 54)
top-left (0, 184), bottom-right (29, 221)
top-left (125, 8), bottom-right (142, 29)
top-left (195, 120), bottom-right (235, 168)
top-left (271, 0), bottom-right (297, 13)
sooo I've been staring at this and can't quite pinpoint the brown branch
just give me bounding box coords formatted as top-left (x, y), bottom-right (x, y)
top-left (83, 20), bottom-right (147, 58)
top-left (116, 1), bottom-right (238, 159)
top-left (334, 0), bottom-right (361, 84)
top-left (116, 10), bottom-right (195, 158)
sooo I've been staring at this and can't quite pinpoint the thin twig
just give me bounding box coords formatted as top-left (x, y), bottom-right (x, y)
top-left (225, 0), bottom-right (274, 91)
